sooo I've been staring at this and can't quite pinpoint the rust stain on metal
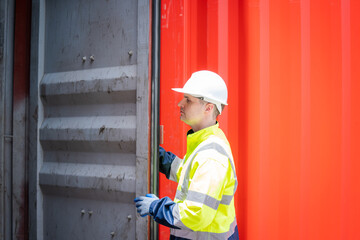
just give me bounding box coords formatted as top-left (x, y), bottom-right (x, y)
top-left (99, 125), bottom-right (106, 135)
top-left (15, 183), bottom-right (28, 240)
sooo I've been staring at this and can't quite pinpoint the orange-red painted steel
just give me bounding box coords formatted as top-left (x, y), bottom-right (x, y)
top-left (159, 0), bottom-right (360, 239)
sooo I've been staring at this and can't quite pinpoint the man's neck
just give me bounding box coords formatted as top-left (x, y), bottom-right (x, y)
top-left (191, 120), bottom-right (217, 132)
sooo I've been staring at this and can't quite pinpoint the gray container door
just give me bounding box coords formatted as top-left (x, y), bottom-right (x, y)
top-left (29, 0), bottom-right (149, 239)
top-left (0, 0), bottom-right (15, 239)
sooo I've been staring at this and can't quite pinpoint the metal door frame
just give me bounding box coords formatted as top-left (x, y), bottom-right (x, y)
top-left (0, 0), bottom-right (15, 239)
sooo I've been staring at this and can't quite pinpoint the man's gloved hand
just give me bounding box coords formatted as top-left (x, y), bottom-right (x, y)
top-left (134, 194), bottom-right (159, 217)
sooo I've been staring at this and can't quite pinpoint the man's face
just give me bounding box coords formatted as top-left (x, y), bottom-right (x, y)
top-left (177, 94), bottom-right (206, 126)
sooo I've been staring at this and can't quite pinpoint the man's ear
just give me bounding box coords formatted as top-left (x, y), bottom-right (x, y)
top-left (205, 103), bottom-right (214, 113)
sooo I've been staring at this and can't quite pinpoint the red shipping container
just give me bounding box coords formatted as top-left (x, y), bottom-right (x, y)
top-left (159, 0), bottom-right (360, 239)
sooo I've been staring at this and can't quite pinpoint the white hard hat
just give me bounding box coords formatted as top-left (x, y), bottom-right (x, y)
top-left (172, 70), bottom-right (228, 114)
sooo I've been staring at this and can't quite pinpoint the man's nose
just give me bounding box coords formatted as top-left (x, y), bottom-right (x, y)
top-left (178, 98), bottom-right (184, 107)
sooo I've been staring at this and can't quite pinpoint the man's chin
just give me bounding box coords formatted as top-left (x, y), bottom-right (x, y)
top-left (180, 116), bottom-right (188, 124)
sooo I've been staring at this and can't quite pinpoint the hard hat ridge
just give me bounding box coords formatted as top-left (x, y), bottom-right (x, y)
top-left (172, 70), bottom-right (228, 114)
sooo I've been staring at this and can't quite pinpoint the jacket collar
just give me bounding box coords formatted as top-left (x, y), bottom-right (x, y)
top-left (185, 122), bottom-right (220, 159)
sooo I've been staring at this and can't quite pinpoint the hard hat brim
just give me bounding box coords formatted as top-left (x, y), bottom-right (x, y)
top-left (172, 88), bottom-right (228, 105)
top-left (171, 88), bottom-right (186, 93)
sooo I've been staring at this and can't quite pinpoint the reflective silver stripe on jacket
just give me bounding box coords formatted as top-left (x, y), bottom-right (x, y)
top-left (175, 141), bottom-right (238, 204)
top-left (170, 216), bottom-right (238, 240)
top-left (176, 190), bottom-right (234, 210)
top-left (186, 190), bottom-right (220, 210)
top-left (220, 194), bottom-right (234, 205)
top-left (169, 156), bottom-right (182, 182)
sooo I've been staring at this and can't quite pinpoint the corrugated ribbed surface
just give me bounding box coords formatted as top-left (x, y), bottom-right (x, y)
top-left (29, 1), bottom-right (149, 239)
top-left (38, 65), bottom-right (141, 238)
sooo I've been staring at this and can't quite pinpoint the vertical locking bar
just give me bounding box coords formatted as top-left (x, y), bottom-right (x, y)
top-left (151, 0), bottom-right (161, 238)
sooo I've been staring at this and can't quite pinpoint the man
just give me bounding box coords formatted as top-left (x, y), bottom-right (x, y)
top-left (135, 70), bottom-right (238, 239)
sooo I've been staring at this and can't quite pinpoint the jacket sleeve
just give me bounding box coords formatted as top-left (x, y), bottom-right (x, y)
top-left (159, 146), bottom-right (175, 178)
top-left (149, 197), bottom-right (180, 229)
top-left (159, 146), bottom-right (182, 182)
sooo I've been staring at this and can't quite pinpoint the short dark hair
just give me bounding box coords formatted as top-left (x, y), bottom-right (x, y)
top-left (197, 97), bottom-right (224, 119)
top-left (213, 104), bottom-right (225, 119)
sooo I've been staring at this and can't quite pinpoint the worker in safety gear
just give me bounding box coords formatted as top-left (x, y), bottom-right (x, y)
top-left (135, 70), bottom-right (238, 239)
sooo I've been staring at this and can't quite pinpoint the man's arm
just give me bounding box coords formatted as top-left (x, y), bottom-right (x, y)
top-left (159, 146), bottom-right (182, 182)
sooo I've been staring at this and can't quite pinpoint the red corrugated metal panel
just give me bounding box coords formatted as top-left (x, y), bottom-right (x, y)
top-left (160, 0), bottom-right (360, 239)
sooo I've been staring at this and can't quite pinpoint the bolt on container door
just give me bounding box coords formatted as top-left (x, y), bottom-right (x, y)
top-left (29, 0), bottom-right (149, 239)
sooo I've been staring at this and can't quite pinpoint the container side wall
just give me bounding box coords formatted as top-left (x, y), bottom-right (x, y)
top-left (160, 0), bottom-right (360, 240)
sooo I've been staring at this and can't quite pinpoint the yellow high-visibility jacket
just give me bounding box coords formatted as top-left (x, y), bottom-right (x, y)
top-left (151, 123), bottom-right (238, 239)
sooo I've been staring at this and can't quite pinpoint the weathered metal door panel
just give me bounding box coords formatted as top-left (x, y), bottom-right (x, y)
top-left (30, 0), bottom-right (149, 239)
top-left (0, 0), bottom-right (15, 239)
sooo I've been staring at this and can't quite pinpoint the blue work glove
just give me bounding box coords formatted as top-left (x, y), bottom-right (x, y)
top-left (134, 194), bottom-right (159, 217)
